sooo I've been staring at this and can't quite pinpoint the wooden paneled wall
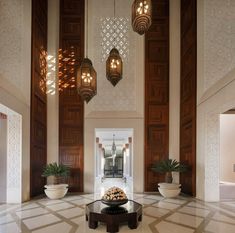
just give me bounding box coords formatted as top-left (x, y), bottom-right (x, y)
top-left (59, 0), bottom-right (84, 192)
top-left (30, 0), bottom-right (48, 197)
top-left (180, 0), bottom-right (197, 196)
top-left (145, 0), bottom-right (169, 191)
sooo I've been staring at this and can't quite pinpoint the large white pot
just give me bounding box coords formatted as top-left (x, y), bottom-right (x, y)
top-left (44, 184), bottom-right (68, 199)
top-left (158, 183), bottom-right (181, 198)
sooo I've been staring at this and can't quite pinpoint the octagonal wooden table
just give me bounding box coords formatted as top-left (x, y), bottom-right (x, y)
top-left (86, 200), bottom-right (142, 233)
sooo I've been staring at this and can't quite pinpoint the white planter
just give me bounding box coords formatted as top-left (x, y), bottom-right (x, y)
top-left (44, 184), bottom-right (68, 199)
top-left (158, 183), bottom-right (181, 198)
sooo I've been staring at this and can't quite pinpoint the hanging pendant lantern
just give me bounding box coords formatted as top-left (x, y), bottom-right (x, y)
top-left (77, 58), bottom-right (97, 103)
top-left (132, 0), bottom-right (152, 35)
top-left (106, 48), bottom-right (123, 86)
top-left (76, 0), bottom-right (97, 103)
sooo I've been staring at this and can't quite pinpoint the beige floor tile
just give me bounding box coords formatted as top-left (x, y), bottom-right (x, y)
top-left (212, 212), bottom-right (235, 224)
top-left (23, 213), bottom-right (61, 230)
top-left (0, 214), bottom-right (14, 224)
top-left (178, 206), bottom-right (210, 217)
top-left (46, 202), bottom-right (74, 211)
top-left (155, 221), bottom-right (194, 233)
top-left (205, 220), bottom-right (235, 233)
top-left (16, 207), bottom-right (49, 219)
top-left (166, 212), bottom-right (203, 228)
top-left (57, 207), bottom-right (84, 218)
top-left (153, 201), bottom-right (180, 210)
top-left (134, 198), bottom-right (157, 205)
top-left (32, 222), bottom-right (72, 233)
top-left (0, 222), bottom-right (21, 233)
top-left (70, 198), bottom-right (94, 206)
top-left (144, 206), bottom-right (169, 218)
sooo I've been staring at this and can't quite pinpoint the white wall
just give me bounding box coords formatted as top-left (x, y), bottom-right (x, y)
top-left (47, 0), bottom-right (59, 164)
top-left (84, 0), bottom-right (145, 193)
top-left (220, 114), bottom-right (235, 183)
top-left (169, 0), bottom-right (180, 183)
top-left (197, 0), bottom-right (235, 201)
top-left (0, 117), bottom-right (7, 202)
top-left (0, 0), bottom-right (31, 202)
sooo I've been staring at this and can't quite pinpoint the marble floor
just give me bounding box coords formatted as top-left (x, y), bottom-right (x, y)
top-left (1, 192), bottom-right (235, 233)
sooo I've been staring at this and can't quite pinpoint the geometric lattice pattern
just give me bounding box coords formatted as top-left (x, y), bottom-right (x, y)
top-left (101, 17), bottom-right (129, 62)
top-left (2, 192), bottom-right (235, 232)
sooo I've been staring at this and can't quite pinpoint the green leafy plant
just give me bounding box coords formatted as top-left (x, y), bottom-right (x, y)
top-left (42, 162), bottom-right (70, 184)
top-left (151, 159), bottom-right (187, 183)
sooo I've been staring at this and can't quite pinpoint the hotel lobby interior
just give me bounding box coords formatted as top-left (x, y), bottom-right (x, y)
top-left (1, 0), bottom-right (235, 232)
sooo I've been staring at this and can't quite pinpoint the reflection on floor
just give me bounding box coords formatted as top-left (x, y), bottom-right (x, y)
top-left (1, 193), bottom-right (235, 233)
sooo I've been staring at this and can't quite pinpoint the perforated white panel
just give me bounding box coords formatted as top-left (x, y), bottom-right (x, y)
top-left (101, 17), bottom-right (129, 61)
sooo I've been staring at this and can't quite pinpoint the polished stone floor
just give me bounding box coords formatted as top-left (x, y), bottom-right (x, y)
top-left (0, 178), bottom-right (234, 233)
top-left (1, 192), bottom-right (235, 233)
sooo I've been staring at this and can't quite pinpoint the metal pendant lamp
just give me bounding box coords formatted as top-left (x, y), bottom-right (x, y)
top-left (132, 0), bottom-right (152, 35)
top-left (106, 0), bottom-right (123, 86)
top-left (77, 0), bottom-right (97, 103)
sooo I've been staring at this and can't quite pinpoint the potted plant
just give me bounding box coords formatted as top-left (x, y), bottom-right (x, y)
top-left (42, 162), bottom-right (70, 199)
top-left (151, 159), bottom-right (187, 198)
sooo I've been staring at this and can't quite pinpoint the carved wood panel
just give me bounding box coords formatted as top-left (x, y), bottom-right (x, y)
top-left (30, 0), bottom-right (48, 197)
top-left (180, 0), bottom-right (197, 196)
top-left (59, 0), bottom-right (84, 192)
top-left (145, 0), bottom-right (169, 191)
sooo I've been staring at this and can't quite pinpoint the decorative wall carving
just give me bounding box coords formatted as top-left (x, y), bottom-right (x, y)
top-left (0, 0), bottom-right (23, 92)
top-left (145, 0), bottom-right (169, 191)
top-left (180, 0), bottom-right (196, 196)
top-left (30, 0), bottom-right (48, 197)
top-left (87, 0), bottom-right (136, 112)
top-left (204, 0), bottom-right (235, 91)
top-left (101, 17), bottom-right (129, 61)
top-left (205, 111), bottom-right (220, 196)
top-left (59, 0), bottom-right (84, 192)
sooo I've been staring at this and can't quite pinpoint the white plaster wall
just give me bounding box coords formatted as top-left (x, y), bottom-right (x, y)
top-left (169, 0), bottom-right (180, 183)
top-left (84, 0), bottom-right (144, 193)
top-left (0, 0), bottom-right (31, 202)
top-left (47, 0), bottom-right (59, 164)
top-left (197, 0), bottom-right (235, 201)
top-left (220, 114), bottom-right (235, 183)
top-left (0, 118), bottom-right (7, 202)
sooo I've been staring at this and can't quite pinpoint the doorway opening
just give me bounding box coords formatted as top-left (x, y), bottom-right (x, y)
top-left (94, 128), bottom-right (133, 198)
top-left (220, 111), bottom-right (235, 200)
top-left (0, 103), bottom-right (22, 203)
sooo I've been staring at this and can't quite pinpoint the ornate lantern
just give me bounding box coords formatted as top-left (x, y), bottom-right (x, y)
top-left (77, 0), bottom-right (97, 103)
top-left (77, 58), bottom-right (97, 103)
top-left (132, 0), bottom-right (152, 35)
top-left (106, 48), bottom-right (123, 86)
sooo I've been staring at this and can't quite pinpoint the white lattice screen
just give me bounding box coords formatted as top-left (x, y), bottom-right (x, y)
top-left (101, 17), bottom-right (129, 61)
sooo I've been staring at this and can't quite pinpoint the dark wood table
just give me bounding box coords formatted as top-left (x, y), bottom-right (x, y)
top-left (86, 200), bottom-right (142, 233)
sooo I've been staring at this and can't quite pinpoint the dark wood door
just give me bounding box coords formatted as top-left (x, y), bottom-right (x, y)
top-left (145, 0), bottom-right (169, 191)
top-left (180, 0), bottom-right (197, 196)
top-left (30, 0), bottom-right (48, 197)
top-left (59, 0), bottom-right (84, 192)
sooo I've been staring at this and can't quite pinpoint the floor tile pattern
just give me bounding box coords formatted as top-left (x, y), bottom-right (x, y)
top-left (1, 194), bottom-right (235, 232)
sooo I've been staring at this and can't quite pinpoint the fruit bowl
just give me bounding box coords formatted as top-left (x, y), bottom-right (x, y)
top-left (101, 198), bottom-right (128, 207)
top-left (101, 186), bottom-right (128, 207)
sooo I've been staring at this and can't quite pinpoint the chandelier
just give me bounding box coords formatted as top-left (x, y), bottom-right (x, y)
top-left (77, 0), bottom-right (97, 103)
top-left (132, 0), bottom-right (152, 35)
top-left (106, 0), bottom-right (123, 86)
top-left (111, 134), bottom-right (117, 166)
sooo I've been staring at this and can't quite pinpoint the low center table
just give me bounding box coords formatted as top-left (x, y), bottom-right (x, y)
top-left (86, 200), bottom-right (142, 233)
